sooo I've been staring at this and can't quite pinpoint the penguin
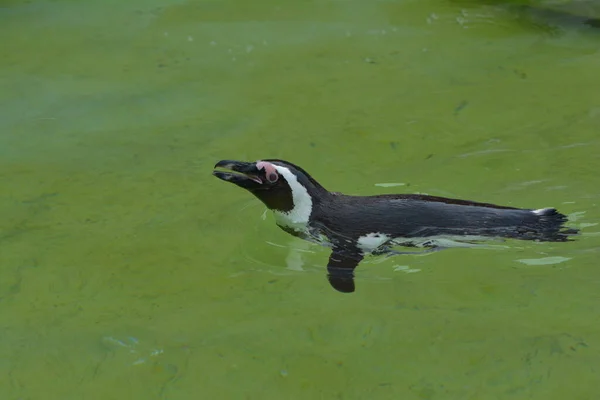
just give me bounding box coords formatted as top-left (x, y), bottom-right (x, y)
top-left (212, 159), bottom-right (578, 293)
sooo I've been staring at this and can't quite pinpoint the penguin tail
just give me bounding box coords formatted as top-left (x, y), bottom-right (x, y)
top-left (528, 207), bottom-right (579, 242)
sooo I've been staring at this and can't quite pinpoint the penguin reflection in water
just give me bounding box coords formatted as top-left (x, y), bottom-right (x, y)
top-left (213, 159), bottom-right (578, 293)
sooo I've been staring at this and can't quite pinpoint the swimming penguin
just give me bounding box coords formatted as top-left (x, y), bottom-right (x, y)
top-left (212, 159), bottom-right (578, 293)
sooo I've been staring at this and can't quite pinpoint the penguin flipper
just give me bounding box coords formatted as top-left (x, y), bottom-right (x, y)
top-left (327, 248), bottom-right (363, 293)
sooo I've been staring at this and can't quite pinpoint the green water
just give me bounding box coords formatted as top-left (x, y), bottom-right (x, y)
top-left (2, 0), bottom-right (600, 399)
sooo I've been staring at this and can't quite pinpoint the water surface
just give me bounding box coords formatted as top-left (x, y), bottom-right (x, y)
top-left (1, 0), bottom-right (600, 399)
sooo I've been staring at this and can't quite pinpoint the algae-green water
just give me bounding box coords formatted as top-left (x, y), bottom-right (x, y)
top-left (1, 1), bottom-right (599, 399)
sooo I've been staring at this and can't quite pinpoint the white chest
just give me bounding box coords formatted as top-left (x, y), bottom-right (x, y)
top-left (273, 210), bottom-right (310, 233)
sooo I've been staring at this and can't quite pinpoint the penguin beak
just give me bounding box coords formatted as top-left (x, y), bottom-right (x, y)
top-left (212, 160), bottom-right (264, 189)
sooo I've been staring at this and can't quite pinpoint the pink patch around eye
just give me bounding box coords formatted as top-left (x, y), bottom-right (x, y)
top-left (256, 161), bottom-right (278, 182)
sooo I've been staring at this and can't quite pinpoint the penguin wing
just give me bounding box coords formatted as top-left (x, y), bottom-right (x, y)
top-left (326, 247), bottom-right (363, 293)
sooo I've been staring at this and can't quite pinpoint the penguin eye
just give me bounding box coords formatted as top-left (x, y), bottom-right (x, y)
top-left (255, 161), bottom-right (279, 184)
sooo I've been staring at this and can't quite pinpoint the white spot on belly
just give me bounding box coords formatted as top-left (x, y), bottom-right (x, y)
top-left (357, 232), bottom-right (390, 252)
top-left (392, 235), bottom-right (504, 249)
top-left (357, 233), bottom-right (494, 254)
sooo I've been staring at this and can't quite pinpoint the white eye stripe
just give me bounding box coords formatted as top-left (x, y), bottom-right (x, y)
top-left (272, 166), bottom-right (313, 225)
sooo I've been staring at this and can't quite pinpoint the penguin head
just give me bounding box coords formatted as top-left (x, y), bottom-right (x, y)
top-left (213, 159), bottom-right (328, 216)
